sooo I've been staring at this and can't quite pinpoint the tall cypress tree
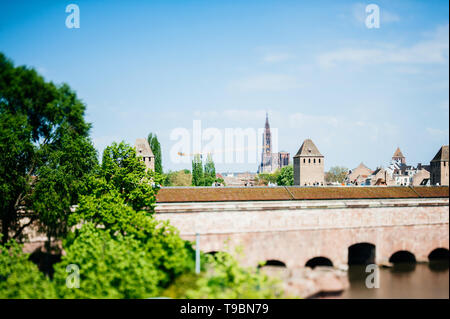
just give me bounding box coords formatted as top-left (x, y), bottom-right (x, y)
top-left (191, 154), bottom-right (204, 186)
top-left (204, 153), bottom-right (216, 186)
top-left (147, 133), bottom-right (162, 174)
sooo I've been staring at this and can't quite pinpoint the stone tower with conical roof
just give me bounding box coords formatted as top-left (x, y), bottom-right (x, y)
top-left (135, 138), bottom-right (155, 171)
top-left (430, 145), bottom-right (449, 186)
top-left (293, 139), bottom-right (324, 186)
top-left (392, 147), bottom-right (406, 165)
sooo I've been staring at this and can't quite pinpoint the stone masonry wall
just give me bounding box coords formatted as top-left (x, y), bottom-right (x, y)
top-left (155, 198), bottom-right (449, 267)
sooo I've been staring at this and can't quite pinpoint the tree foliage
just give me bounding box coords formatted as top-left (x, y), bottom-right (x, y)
top-left (163, 170), bottom-right (192, 186)
top-left (191, 154), bottom-right (204, 186)
top-left (277, 165), bottom-right (294, 186)
top-left (164, 251), bottom-right (285, 299)
top-left (0, 237), bottom-right (56, 298)
top-left (256, 170), bottom-right (279, 186)
top-left (53, 223), bottom-right (161, 299)
top-left (325, 166), bottom-right (349, 183)
top-left (203, 154), bottom-right (216, 186)
top-left (148, 133), bottom-right (163, 174)
top-left (0, 53), bottom-right (97, 244)
top-left (67, 142), bottom-right (194, 291)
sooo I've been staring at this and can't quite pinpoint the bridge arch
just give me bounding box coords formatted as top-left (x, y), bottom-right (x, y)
top-left (305, 256), bottom-right (333, 268)
top-left (258, 259), bottom-right (287, 268)
top-left (428, 248), bottom-right (449, 272)
top-left (205, 251), bottom-right (220, 256)
top-left (428, 248), bottom-right (449, 261)
top-left (389, 251), bottom-right (416, 264)
top-left (204, 251), bottom-right (229, 260)
top-left (348, 242), bottom-right (376, 265)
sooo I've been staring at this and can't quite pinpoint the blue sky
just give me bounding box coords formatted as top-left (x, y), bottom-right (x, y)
top-left (1, 0), bottom-right (448, 172)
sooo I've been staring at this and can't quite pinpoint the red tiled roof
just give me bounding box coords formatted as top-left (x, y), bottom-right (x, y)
top-left (156, 186), bottom-right (449, 203)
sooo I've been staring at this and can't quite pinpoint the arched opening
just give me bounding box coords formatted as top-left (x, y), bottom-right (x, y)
top-left (389, 251), bottom-right (416, 264)
top-left (347, 243), bottom-right (376, 283)
top-left (258, 260), bottom-right (287, 279)
top-left (29, 247), bottom-right (61, 278)
top-left (348, 243), bottom-right (376, 265)
top-left (203, 251), bottom-right (224, 260)
top-left (428, 248), bottom-right (449, 272)
top-left (428, 248), bottom-right (449, 261)
top-left (259, 259), bottom-right (286, 268)
top-left (389, 251), bottom-right (416, 272)
top-left (305, 256), bottom-right (333, 269)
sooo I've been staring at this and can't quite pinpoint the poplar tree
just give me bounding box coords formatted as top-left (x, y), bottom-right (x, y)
top-left (204, 154), bottom-right (216, 186)
top-left (147, 133), bottom-right (162, 174)
top-left (191, 154), bottom-right (204, 186)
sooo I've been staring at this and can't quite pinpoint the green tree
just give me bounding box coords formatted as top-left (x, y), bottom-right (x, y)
top-left (277, 165), bottom-right (294, 186)
top-left (0, 53), bottom-right (97, 244)
top-left (191, 154), bottom-right (204, 186)
top-left (53, 223), bottom-right (160, 298)
top-left (164, 251), bottom-right (286, 299)
top-left (203, 154), bottom-right (216, 186)
top-left (163, 170), bottom-right (192, 186)
top-left (99, 141), bottom-right (161, 212)
top-left (325, 166), bottom-right (349, 184)
top-left (256, 170), bottom-right (280, 186)
top-left (148, 133), bottom-right (163, 174)
top-left (68, 142), bottom-right (195, 289)
top-left (0, 236), bottom-right (56, 298)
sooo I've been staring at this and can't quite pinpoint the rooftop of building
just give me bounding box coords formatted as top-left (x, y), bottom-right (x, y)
top-left (155, 186), bottom-right (448, 203)
top-left (294, 139), bottom-right (323, 157)
top-left (431, 145), bottom-right (449, 162)
top-left (392, 147), bottom-right (405, 158)
top-left (134, 138), bottom-right (154, 157)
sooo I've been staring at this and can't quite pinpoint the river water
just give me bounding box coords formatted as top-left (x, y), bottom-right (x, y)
top-left (338, 262), bottom-right (449, 299)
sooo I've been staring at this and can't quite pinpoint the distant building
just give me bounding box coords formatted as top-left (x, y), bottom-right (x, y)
top-left (346, 163), bottom-right (373, 185)
top-left (430, 145), bottom-right (449, 186)
top-left (293, 139), bottom-right (324, 186)
top-left (384, 148), bottom-right (431, 186)
top-left (351, 147), bottom-right (431, 186)
top-left (223, 172), bottom-right (256, 187)
top-left (411, 168), bottom-right (430, 186)
top-left (135, 138), bottom-right (155, 171)
top-left (366, 167), bottom-right (395, 186)
top-left (392, 147), bottom-right (406, 165)
top-left (278, 151), bottom-right (290, 168)
top-left (258, 113), bottom-right (290, 173)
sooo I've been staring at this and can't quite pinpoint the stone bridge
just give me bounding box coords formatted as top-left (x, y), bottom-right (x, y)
top-left (155, 186), bottom-right (449, 268)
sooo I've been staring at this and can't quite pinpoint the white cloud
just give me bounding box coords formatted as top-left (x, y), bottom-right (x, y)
top-left (288, 112), bottom-right (399, 144)
top-left (289, 113), bottom-right (340, 129)
top-left (230, 74), bottom-right (302, 91)
top-left (193, 109), bottom-right (267, 122)
top-left (426, 127), bottom-right (449, 136)
top-left (262, 53), bottom-right (293, 63)
top-left (318, 24), bottom-right (449, 68)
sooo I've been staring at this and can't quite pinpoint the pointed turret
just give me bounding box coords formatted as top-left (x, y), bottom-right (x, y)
top-left (392, 147), bottom-right (406, 165)
top-left (293, 139), bottom-right (324, 186)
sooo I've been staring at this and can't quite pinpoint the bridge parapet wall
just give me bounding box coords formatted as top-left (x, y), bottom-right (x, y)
top-left (155, 198), bottom-right (449, 267)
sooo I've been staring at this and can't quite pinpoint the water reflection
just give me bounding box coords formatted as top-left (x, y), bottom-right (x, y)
top-left (339, 261), bottom-right (449, 299)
